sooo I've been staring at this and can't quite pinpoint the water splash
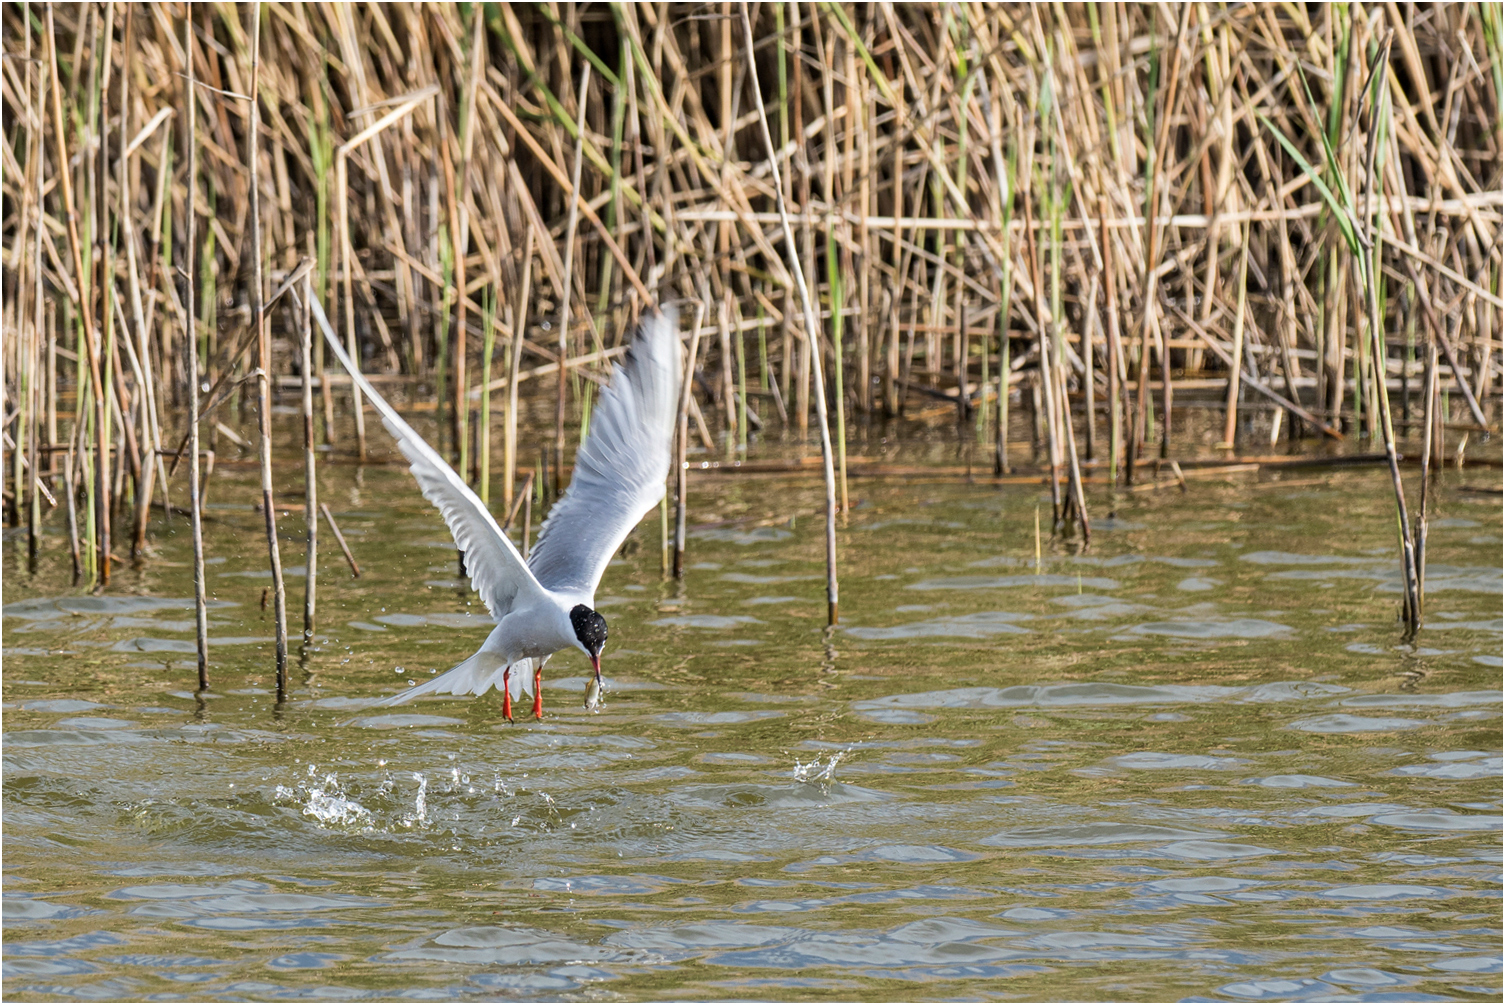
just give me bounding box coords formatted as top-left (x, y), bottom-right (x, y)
top-left (402, 773), bottom-right (429, 827)
top-left (303, 777), bottom-right (371, 826)
top-left (793, 750), bottom-right (848, 786)
top-left (274, 765), bottom-right (371, 827)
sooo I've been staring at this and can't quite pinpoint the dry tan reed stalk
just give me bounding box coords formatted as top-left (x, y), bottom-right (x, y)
top-left (673, 297), bottom-right (706, 581)
top-left (4, 3), bottom-right (1499, 645)
top-left (742, 1), bottom-right (839, 625)
top-left (298, 277), bottom-right (317, 643)
top-left (555, 61), bottom-right (590, 496)
top-left (181, 8), bottom-right (208, 689)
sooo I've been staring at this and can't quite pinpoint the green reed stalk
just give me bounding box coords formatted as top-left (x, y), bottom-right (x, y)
top-left (99, 210), bottom-right (115, 573)
top-left (199, 185), bottom-right (217, 369)
top-left (83, 412), bottom-right (97, 586)
top-left (1264, 36), bottom-right (1419, 634)
top-left (309, 76), bottom-right (333, 442)
top-left (826, 225), bottom-right (848, 514)
top-left (505, 225), bottom-right (535, 514)
top-left (578, 380), bottom-right (595, 444)
top-left (72, 361), bottom-right (94, 586)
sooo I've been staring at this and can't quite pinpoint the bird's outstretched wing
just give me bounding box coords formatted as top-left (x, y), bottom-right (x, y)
top-left (310, 296), bottom-right (546, 621)
top-left (529, 309), bottom-right (682, 596)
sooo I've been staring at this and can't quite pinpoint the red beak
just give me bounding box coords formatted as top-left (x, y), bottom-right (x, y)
top-left (590, 653), bottom-right (601, 680)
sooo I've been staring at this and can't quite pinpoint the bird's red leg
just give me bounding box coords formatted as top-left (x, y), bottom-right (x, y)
top-left (532, 665), bottom-right (544, 720)
top-left (501, 666), bottom-right (513, 724)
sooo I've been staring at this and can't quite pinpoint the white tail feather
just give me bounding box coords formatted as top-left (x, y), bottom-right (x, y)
top-left (379, 654), bottom-right (546, 706)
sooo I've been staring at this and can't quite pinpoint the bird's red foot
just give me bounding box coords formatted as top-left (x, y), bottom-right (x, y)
top-left (501, 667), bottom-right (513, 724)
top-left (533, 667), bottom-right (544, 720)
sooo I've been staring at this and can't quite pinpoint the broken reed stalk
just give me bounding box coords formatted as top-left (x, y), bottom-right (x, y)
top-left (320, 503), bottom-right (361, 579)
top-left (741, 1), bottom-right (839, 626)
top-left (500, 470), bottom-right (534, 535)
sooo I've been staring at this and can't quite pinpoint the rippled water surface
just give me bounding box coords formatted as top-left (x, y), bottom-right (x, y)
top-left (4, 451), bottom-right (1502, 1002)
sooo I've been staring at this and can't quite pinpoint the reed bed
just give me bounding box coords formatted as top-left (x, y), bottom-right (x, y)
top-left (3, 3), bottom-right (1500, 658)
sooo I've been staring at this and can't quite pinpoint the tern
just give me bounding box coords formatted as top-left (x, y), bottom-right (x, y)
top-left (310, 299), bottom-right (681, 720)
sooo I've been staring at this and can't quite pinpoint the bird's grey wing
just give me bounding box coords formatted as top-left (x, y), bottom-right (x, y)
top-left (529, 309), bottom-right (682, 596)
top-left (310, 296), bottom-right (546, 620)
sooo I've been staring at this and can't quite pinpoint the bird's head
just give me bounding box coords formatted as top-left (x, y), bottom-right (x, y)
top-left (569, 604), bottom-right (608, 680)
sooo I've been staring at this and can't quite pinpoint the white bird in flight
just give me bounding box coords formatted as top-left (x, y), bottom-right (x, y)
top-left (310, 299), bottom-right (681, 720)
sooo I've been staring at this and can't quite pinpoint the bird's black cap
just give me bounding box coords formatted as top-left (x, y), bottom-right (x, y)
top-left (570, 604), bottom-right (608, 656)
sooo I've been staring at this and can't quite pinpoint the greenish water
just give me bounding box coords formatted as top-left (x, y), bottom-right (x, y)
top-left (4, 437), bottom-right (1502, 1002)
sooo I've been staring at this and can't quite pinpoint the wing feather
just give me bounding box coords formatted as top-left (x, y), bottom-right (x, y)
top-left (309, 296), bottom-right (545, 621)
top-left (528, 309), bottom-right (682, 596)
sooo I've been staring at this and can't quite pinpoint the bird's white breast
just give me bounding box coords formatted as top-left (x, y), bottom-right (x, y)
top-left (493, 594), bottom-right (583, 662)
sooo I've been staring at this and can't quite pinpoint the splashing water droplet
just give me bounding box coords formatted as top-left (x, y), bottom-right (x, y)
top-left (792, 749), bottom-right (848, 786)
top-left (403, 772), bottom-right (428, 827)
